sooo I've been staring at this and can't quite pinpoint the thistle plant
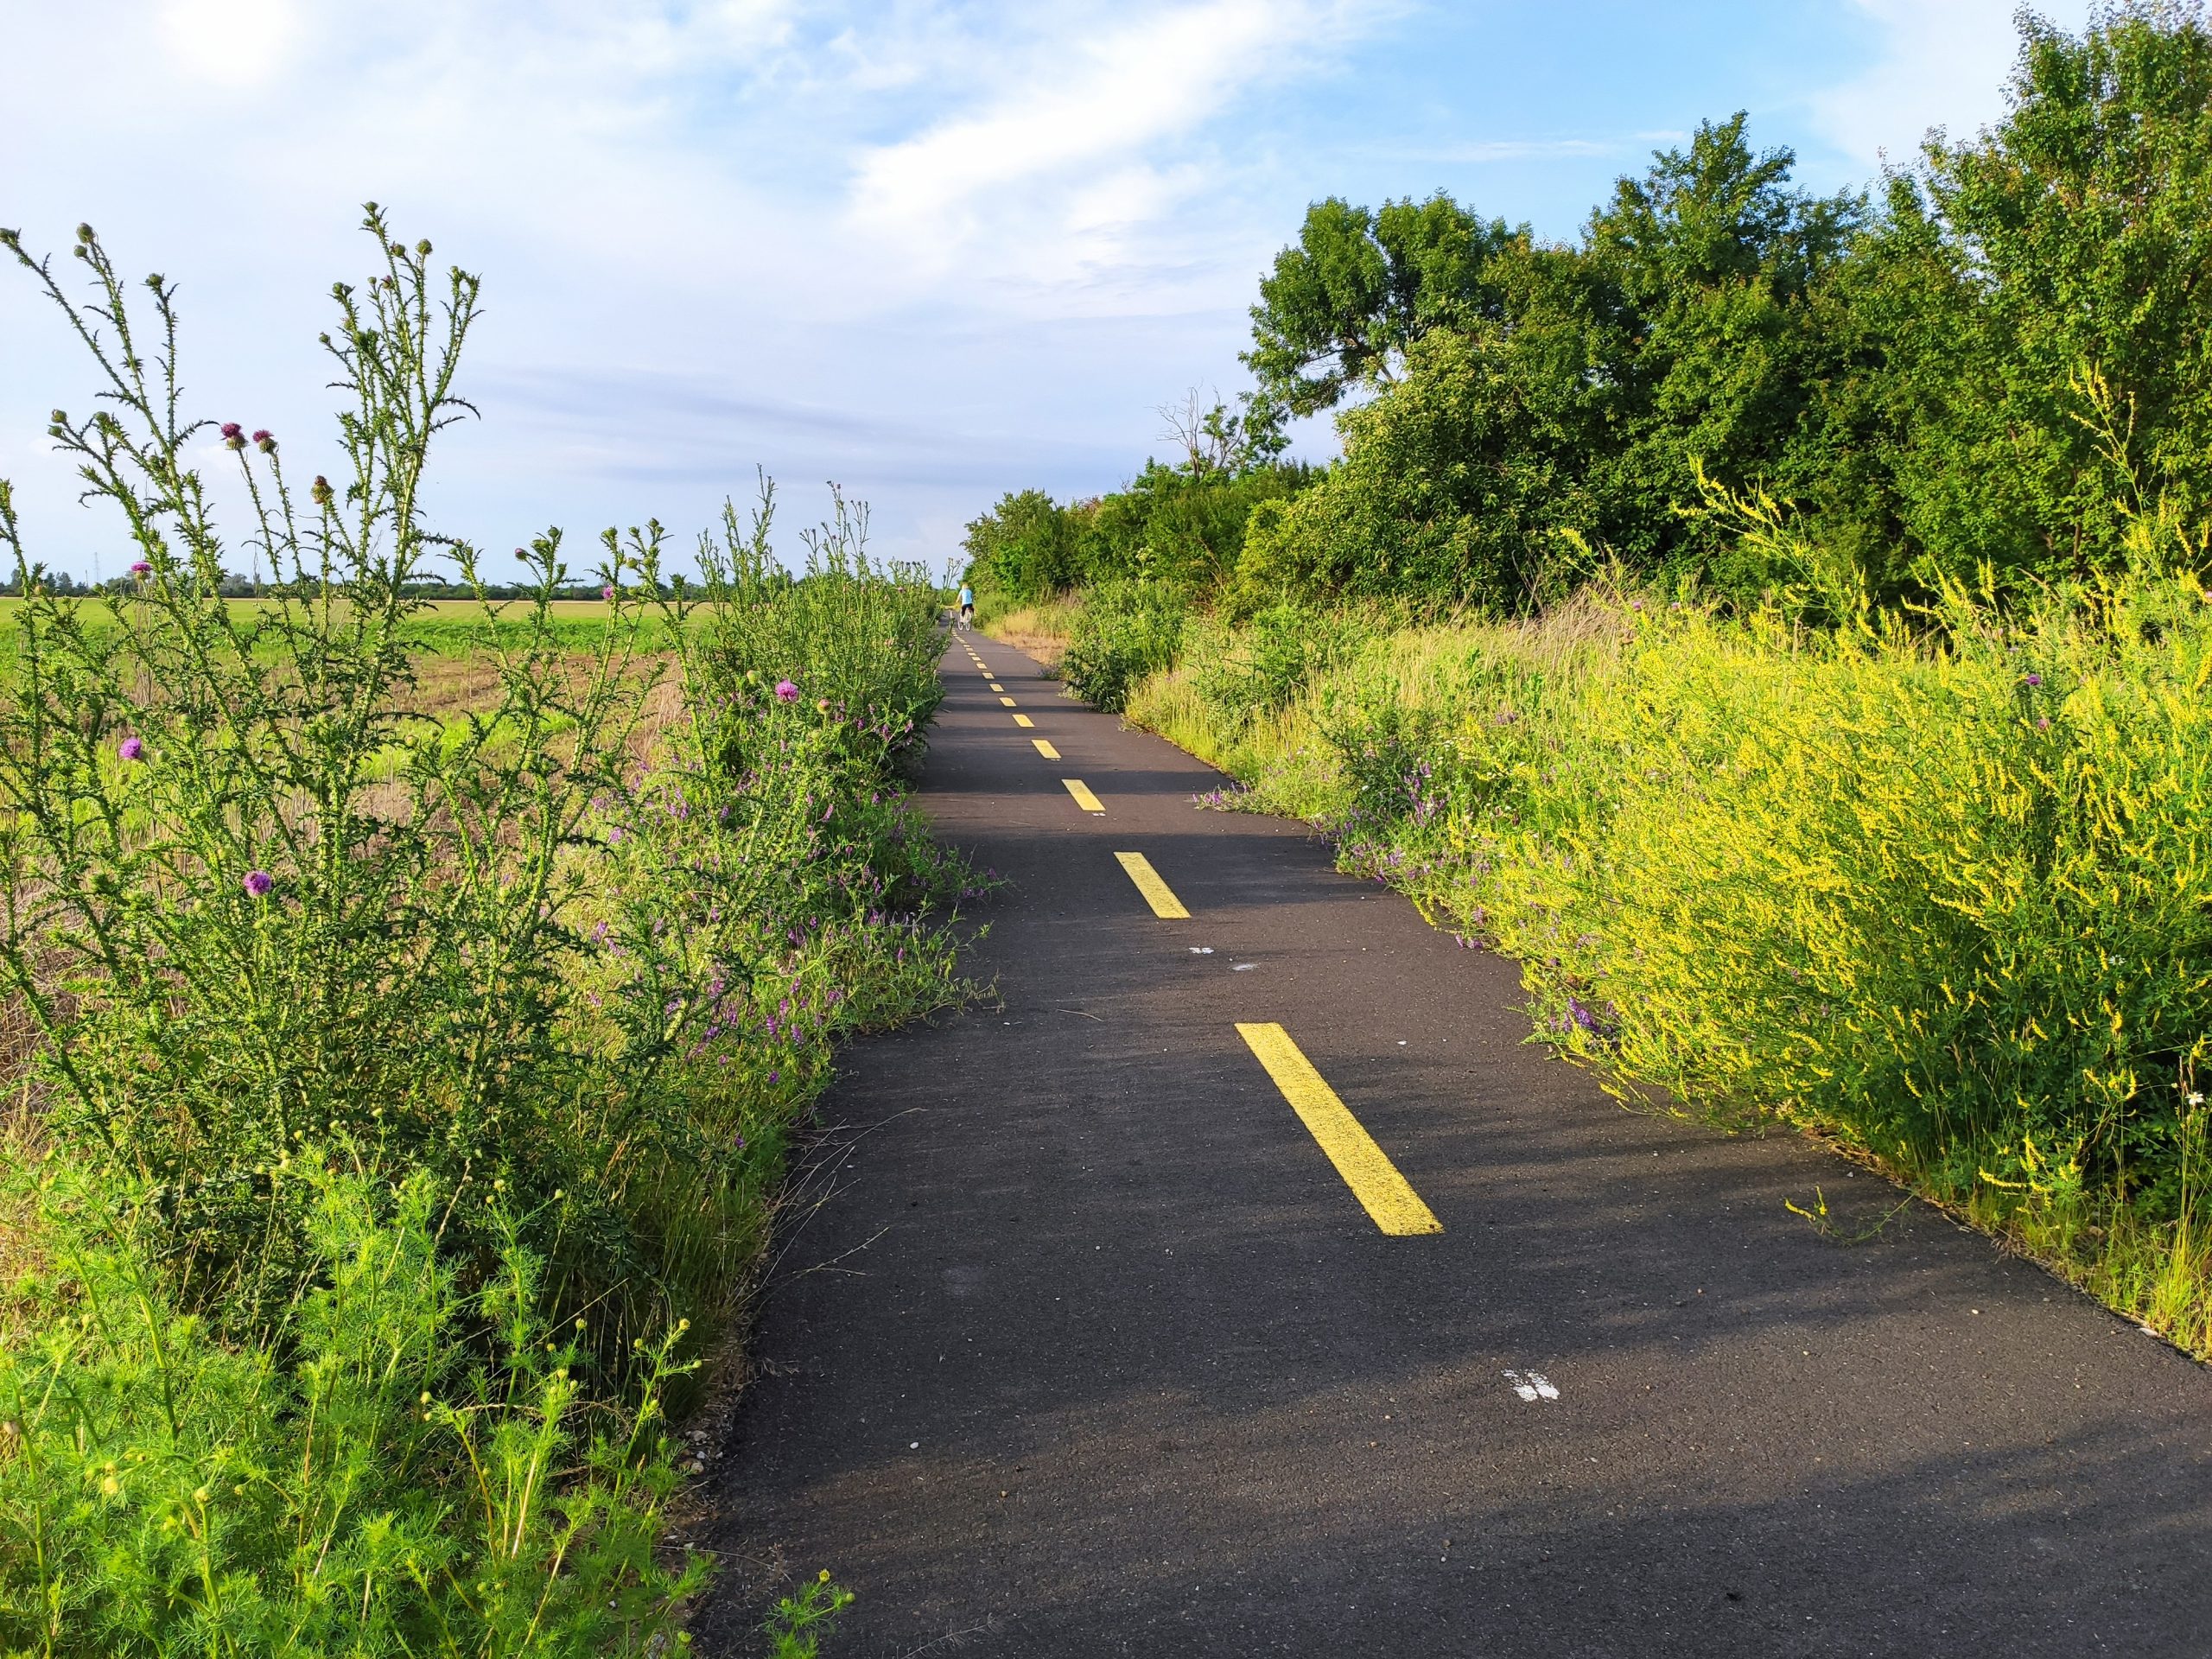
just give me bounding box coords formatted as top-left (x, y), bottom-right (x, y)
top-left (0, 209), bottom-right (666, 1323)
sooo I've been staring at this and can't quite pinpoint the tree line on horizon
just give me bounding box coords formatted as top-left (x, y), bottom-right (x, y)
top-left (964, 3), bottom-right (2212, 620)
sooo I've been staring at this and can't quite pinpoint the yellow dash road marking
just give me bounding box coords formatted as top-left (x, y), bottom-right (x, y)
top-left (1012, 714), bottom-right (1034, 728)
top-left (1000, 696), bottom-right (1018, 707)
top-left (1032, 738), bottom-right (1062, 759)
top-left (1062, 778), bottom-right (1105, 813)
top-left (1235, 1023), bottom-right (1442, 1236)
top-left (988, 683), bottom-right (1004, 691)
top-left (1113, 851), bottom-right (1189, 918)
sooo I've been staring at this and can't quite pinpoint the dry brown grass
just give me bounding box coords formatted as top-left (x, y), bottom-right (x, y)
top-left (980, 594), bottom-right (1081, 668)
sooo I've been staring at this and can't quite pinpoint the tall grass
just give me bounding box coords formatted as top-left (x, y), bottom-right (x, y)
top-left (974, 593), bottom-right (1081, 666)
top-left (1123, 568), bottom-right (2212, 1352)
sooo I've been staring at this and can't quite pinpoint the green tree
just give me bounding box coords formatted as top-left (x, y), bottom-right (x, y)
top-left (961, 487), bottom-right (1081, 604)
top-left (1576, 113), bottom-right (1862, 572)
top-left (1243, 193), bottom-right (1522, 416)
top-left (1873, 0), bottom-right (2212, 583)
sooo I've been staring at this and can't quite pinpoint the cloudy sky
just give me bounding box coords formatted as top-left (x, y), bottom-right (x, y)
top-left (1, 0), bottom-right (2091, 582)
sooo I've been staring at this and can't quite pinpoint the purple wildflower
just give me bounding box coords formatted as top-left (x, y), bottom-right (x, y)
top-left (252, 429), bottom-right (276, 454)
top-left (129, 560), bottom-right (152, 577)
top-left (118, 735), bottom-right (143, 761)
top-left (774, 679), bottom-right (798, 702)
top-left (2022, 672), bottom-right (2043, 688)
top-left (243, 869), bottom-right (274, 898)
top-left (219, 422), bottom-right (245, 450)
top-left (601, 584), bottom-right (616, 601)
top-left (1566, 997), bottom-right (1598, 1033)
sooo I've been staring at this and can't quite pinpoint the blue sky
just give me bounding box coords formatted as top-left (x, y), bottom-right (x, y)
top-left (1, 0), bottom-right (2093, 582)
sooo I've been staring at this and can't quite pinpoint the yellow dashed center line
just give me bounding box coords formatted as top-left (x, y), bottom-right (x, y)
top-left (1032, 738), bottom-right (1061, 759)
top-left (1235, 1022), bottom-right (1443, 1236)
top-left (988, 683), bottom-right (1004, 691)
top-left (1113, 851), bottom-right (1189, 918)
top-left (1000, 696), bottom-right (1018, 707)
top-left (1062, 778), bottom-right (1105, 813)
top-left (1012, 714), bottom-right (1034, 728)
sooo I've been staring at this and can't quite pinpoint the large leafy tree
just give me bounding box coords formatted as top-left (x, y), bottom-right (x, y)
top-left (1872, 1), bottom-right (2212, 582)
top-left (1577, 113), bottom-right (1863, 568)
top-left (1240, 117), bottom-right (1864, 607)
top-left (1243, 193), bottom-right (1522, 416)
top-left (962, 487), bottom-right (1082, 603)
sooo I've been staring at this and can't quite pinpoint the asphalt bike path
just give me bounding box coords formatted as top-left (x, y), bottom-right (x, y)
top-left (700, 627), bottom-right (2212, 1656)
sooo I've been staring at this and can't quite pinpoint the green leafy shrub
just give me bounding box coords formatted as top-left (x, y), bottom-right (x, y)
top-left (1187, 601), bottom-right (1365, 728)
top-left (1058, 580), bottom-right (1187, 712)
top-left (0, 1160), bottom-right (702, 1658)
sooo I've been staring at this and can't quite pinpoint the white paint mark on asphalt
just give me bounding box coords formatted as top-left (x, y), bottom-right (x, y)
top-left (1189, 946), bottom-right (1213, 954)
top-left (1504, 1370), bottom-right (1560, 1402)
top-left (1231, 963), bottom-right (1255, 972)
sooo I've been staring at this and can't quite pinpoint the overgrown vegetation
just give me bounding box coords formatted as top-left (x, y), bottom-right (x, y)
top-left (976, 4), bottom-right (2212, 1353)
top-left (0, 210), bottom-right (957, 1654)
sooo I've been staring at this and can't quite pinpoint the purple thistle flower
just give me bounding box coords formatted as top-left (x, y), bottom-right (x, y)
top-left (129, 560), bottom-right (152, 577)
top-left (601, 584), bottom-right (617, 601)
top-left (219, 422), bottom-right (242, 440)
top-left (243, 869), bottom-right (274, 898)
top-left (118, 735), bottom-right (143, 761)
top-left (2022, 672), bottom-right (2043, 687)
top-left (774, 679), bottom-right (798, 702)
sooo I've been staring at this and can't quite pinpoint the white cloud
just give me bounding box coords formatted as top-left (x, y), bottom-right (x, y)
top-left (848, 0), bottom-right (1389, 281)
top-left (1809, 0), bottom-right (2095, 167)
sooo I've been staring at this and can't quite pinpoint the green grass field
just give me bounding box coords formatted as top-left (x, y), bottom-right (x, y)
top-left (0, 596), bottom-right (684, 664)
